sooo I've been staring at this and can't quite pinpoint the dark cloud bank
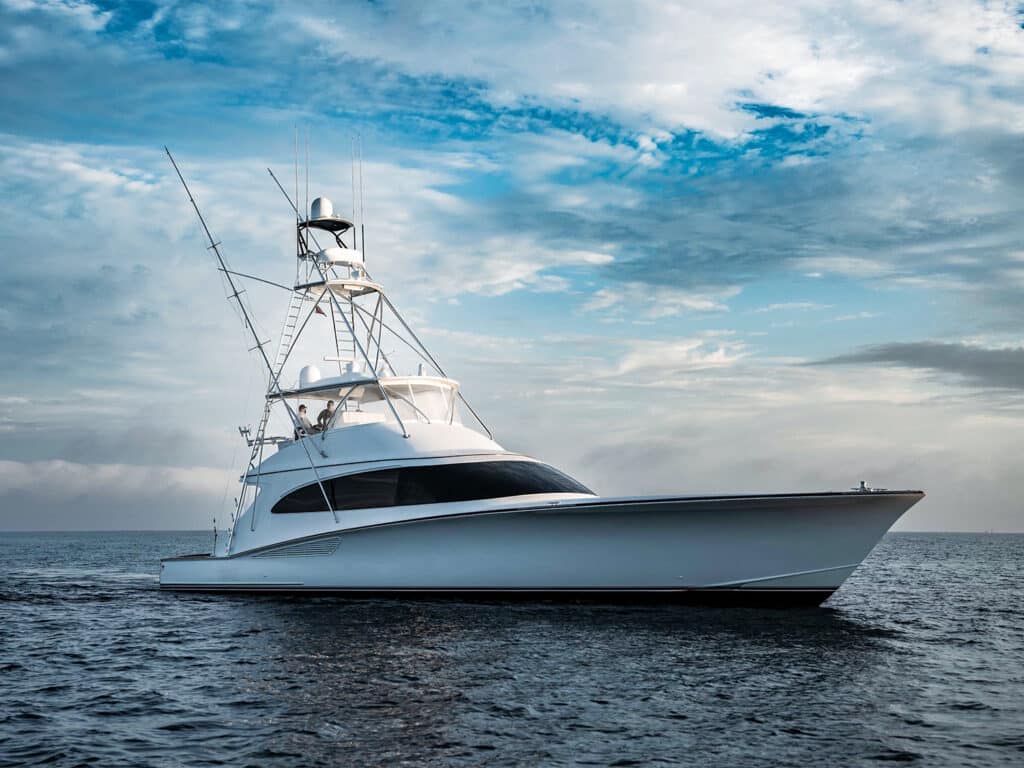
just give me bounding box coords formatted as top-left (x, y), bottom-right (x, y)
top-left (815, 341), bottom-right (1024, 390)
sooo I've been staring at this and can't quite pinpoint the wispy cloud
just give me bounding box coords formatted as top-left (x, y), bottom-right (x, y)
top-left (831, 311), bottom-right (879, 322)
top-left (611, 337), bottom-right (747, 376)
top-left (582, 283), bottom-right (742, 318)
top-left (751, 301), bottom-right (831, 313)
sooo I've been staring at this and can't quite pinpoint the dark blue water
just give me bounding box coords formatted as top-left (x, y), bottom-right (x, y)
top-left (1, 532), bottom-right (1021, 767)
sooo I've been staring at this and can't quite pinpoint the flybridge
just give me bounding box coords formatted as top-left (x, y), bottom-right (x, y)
top-left (167, 146), bottom-right (490, 540)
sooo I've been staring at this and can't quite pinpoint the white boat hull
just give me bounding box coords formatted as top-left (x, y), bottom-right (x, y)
top-left (161, 491), bottom-right (923, 605)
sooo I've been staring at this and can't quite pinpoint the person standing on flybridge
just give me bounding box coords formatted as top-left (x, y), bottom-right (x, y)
top-left (317, 400), bottom-right (335, 432)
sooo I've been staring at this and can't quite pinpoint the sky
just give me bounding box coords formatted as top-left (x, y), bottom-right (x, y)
top-left (2, 0), bottom-right (1024, 531)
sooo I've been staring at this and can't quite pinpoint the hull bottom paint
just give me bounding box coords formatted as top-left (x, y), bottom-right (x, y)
top-left (161, 491), bottom-right (923, 606)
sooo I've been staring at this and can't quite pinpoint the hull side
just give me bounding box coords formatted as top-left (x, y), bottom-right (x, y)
top-left (161, 492), bottom-right (922, 605)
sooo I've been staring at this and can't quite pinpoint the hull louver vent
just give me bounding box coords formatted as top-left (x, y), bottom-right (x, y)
top-left (253, 537), bottom-right (341, 558)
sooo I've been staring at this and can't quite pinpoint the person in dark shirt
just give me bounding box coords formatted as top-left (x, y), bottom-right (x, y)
top-left (317, 400), bottom-right (336, 432)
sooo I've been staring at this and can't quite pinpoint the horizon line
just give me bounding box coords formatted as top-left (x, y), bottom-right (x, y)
top-left (2, 528), bottom-right (1021, 535)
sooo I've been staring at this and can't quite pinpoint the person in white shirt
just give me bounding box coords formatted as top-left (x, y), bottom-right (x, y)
top-left (295, 404), bottom-right (315, 439)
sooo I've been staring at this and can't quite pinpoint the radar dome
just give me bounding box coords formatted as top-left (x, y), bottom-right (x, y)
top-left (310, 197), bottom-right (333, 219)
top-left (299, 365), bottom-right (322, 388)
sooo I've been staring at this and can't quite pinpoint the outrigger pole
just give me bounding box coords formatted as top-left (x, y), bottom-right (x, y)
top-left (165, 148), bottom-right (338, 526)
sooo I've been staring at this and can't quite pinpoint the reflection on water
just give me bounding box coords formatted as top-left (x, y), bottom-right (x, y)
top-left (1, 532), bottom-right (1022, 766)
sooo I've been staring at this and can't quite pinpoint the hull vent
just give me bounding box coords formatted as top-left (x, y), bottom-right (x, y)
top-left (253, 537), bottom-right (341, 558)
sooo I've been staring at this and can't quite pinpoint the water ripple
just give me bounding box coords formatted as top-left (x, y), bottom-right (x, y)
top-left (0, 531), bottom-right (1022, 767)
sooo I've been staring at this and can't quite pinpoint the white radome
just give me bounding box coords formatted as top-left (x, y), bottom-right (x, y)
top-left (298, 365), bottom-right (321, 388)
top-left (310, 196), bottom-right (333, 219)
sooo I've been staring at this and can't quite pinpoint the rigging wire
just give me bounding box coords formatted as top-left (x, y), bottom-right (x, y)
top-left (217, 267), bottom-right (292, 292)
top-left (358, 132), bottom-right (366, 261)
top-left (305, 126), bottom-right (310, 228)
top-left (350, 135), bottom-right (357, 251)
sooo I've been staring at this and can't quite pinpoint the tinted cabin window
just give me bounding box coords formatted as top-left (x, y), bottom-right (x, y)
top-left (272, 461), bottom-right (591, 514)
top-left (271, 470), bottom-right (399, 513)
top-left (332, 468), bottom-right (399, 510)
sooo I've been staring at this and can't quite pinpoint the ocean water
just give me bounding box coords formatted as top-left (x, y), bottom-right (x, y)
top-left (0, 532), bottom-right (1021, 767)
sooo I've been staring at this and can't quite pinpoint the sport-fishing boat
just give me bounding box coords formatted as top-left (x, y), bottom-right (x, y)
top-left (160, 150), bottom-right (924, 605)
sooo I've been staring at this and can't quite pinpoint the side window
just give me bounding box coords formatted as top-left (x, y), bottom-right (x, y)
top-left (396, 461), bottom-right (591, 504)
top-left (331, 469), bottom-right (399, 510)
top-left (272, 482), bottom-right (329, 514)
top-left (272, 461), bottom-right (592, 513)
top-left (272, 470), bottom-right (398, 514)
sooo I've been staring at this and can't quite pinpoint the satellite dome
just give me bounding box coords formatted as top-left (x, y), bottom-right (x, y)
top-left (310, 196), bottom-right (333, 220)
top-left (299, 365), bottom-right (322, 388)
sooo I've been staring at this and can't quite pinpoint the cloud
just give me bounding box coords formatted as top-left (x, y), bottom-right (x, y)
top-left (582, 283), bottom-right (742, 318)
top-left (611, 338), bottom-right (746, 377)
top-left (751, 301), bottom-right (831, 313)
top-left (831, 311), bottom-right (879, 322)
top-left (4, 2), bottom-right (1024, 315)
top-left (813, 341), bottom-right (1024, 390)
top-left (2, 0), bottom-right (111, 32)
top-left (3, 1), bottom-right (1024, 533)
top-left (789, 257), bottom-right (895, 279)
top-left (288, 0), bottom-right (1024, 138)
top-left (0, 459), bottom-right (231, 530)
